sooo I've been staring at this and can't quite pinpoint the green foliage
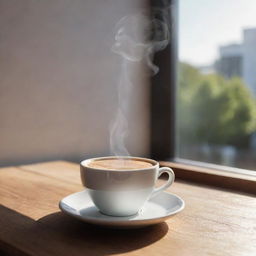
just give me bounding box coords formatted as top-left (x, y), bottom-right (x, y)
top-left (178, 62), bottom-right (256, 147)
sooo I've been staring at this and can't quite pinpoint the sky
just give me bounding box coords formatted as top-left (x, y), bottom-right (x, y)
top-left (179, 0), bottom-right (256, 66)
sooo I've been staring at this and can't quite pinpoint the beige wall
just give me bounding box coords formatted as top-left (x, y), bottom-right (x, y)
top-left (0, 0), bottom-right (150, 166)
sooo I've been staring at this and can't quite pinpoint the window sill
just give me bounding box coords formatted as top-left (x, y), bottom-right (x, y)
top-left (160, 160), bottom-right (256, 195)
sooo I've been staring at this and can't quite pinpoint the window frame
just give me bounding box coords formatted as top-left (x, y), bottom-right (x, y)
top-left (149, 0), bottom-right (256, 194)
top-left (150, 0), bottom-right (177, 160)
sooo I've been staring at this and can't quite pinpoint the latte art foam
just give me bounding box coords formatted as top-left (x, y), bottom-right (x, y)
top-left (88, 159), bottom-right (153, 170)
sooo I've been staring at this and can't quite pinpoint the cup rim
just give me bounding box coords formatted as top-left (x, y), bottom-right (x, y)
top-left (80, 156), bottom-right (158, 172)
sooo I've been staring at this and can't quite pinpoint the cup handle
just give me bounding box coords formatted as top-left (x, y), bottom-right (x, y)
top-left (150, 167), bottom-right (175, 199)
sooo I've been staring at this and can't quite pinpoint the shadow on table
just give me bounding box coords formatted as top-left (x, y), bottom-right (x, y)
top-left (38, 211), bottom-right (169, 255)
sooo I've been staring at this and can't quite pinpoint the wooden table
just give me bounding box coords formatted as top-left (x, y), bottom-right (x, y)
top-left (0, 161), bottom-right (255, 256)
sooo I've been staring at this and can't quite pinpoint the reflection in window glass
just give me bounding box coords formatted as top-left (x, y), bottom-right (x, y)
top-left (177, 0), bottom-right (256, 170)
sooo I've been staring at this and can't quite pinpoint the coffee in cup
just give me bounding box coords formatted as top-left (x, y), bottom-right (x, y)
top-left (87, 158), bottom-right (153, 170)
top-left (80, 156), bottom-right (175, 217)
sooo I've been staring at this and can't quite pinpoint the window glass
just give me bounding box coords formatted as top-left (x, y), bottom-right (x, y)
top-left (177, 0), bottom-right (256, 170)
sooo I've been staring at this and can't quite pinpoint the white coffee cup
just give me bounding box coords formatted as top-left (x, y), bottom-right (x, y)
top-left (80, 156), bottom-right (175, 217)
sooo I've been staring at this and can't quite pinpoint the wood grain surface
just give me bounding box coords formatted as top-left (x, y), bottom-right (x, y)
top-left (0, 161), bottom-right (256, 256)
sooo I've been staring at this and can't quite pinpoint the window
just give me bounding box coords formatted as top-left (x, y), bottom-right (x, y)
top-left (177, 0), bottom-right (256, 171)
top-left (151, 0), bottom-right (256, 173)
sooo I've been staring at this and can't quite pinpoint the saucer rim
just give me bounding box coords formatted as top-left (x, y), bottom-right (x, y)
top-left (59, 190), bottom-right (185, 227)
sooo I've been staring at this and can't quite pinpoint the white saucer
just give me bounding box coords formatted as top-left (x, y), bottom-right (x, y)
top-left (59, 190), bottom-right (185, 228)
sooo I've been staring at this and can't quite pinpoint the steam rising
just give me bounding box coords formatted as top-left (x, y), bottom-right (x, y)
top-left (110, 10), bottom-right (170, 156)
